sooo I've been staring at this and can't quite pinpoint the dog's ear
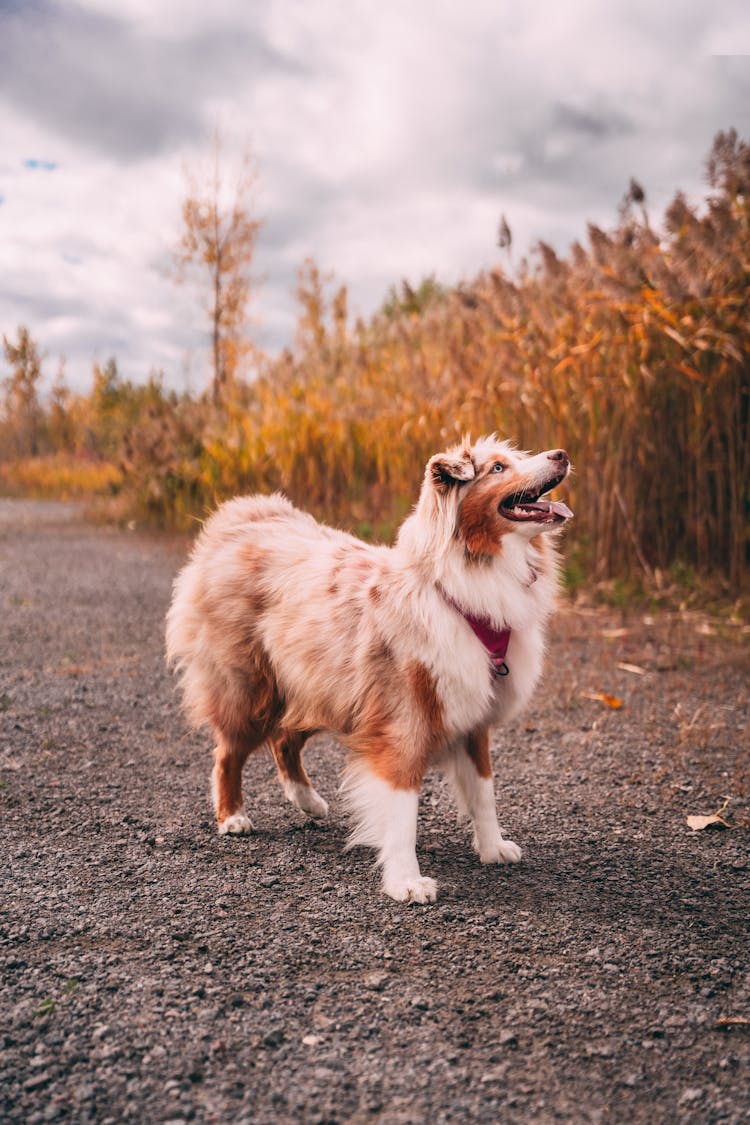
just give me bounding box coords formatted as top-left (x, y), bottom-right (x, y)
top-left (427, 449), bottom-right (475, 493)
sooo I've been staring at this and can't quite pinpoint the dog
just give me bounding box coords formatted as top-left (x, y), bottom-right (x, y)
top-left (166, 435), bottom-right (572, 902)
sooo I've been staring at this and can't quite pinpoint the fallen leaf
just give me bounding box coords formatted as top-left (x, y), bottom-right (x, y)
top-left (616, 662), bottom-right (648, 676)
top-left (580, 691), bottom-right (624, 709)
top-left (686, 798), bottom-right (731, 832)
top-left (716, 1016), bottom-right (750, 1029)
top-left (686, 814), bottom-right (729, 831)
top-left (601, 627), bottom-right (629, 639)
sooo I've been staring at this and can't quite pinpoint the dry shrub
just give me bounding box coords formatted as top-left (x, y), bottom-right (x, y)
top-left (0, 454), bottom-right (122, 499)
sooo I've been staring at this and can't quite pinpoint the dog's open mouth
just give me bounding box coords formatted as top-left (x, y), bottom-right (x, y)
top-left (500, 478), bottom-right (573, 524)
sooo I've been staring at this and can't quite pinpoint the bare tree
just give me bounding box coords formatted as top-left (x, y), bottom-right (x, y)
top-left (1, 326), bottom-right (44, 458)
top-left (174, 134), bottom-right (262, 403)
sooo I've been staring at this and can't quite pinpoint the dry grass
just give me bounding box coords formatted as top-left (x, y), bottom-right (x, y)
top-left (0, 455), bottom-right (122, 500)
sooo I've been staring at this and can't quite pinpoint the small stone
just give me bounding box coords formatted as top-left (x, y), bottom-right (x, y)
top-left (586, 1041), bottom-right (615, 1058)
top-left (679, 1088), bottom-right (703, 1106)
top-left (24, 1071), bottom-right (52, 1092)
top-left (364, 972), bottom-right (389, 991)
top-left (262, 1028), bottom-right (284, 1048)
top-left (480, 1065), bottom-right (509, 1083)
top-left (302, 1034), bottom-right (321, 1046)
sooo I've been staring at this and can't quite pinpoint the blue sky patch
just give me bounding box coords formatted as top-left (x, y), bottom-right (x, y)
top-left (24, 158), bottom-right (59, 171)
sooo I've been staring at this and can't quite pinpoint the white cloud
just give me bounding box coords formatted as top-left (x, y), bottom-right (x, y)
top-left (0, 0), bottom-right (748, 392)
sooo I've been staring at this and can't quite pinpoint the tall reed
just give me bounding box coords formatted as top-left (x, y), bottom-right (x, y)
top-left (145, 132), bottom-right (744, 588)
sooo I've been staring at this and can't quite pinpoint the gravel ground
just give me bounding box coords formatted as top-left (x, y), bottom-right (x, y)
top-left (1, 498), bottom-right (749, 1125)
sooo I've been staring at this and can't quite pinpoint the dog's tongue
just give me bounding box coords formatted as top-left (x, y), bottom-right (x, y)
top-left (549, 500), bottom-right (573, 519)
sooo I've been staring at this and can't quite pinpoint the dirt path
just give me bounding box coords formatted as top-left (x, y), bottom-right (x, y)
top-left (1, 499), bottom-right (748, 1124)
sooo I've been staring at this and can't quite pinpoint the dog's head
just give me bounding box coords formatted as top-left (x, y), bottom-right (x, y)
top-left (411, 435), bottom-right (573, 558)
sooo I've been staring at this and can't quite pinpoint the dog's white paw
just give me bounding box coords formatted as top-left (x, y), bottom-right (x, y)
top-left (283, 779), bottom-right (329, 820)
top-left (382, 875), bottom-right (438, 904)
top-left (218, 811), bottom-right (254, 835)
top-left (300, 789), bottom-right (329, 820)
top-left (478, 838), bottom-right (522, 864)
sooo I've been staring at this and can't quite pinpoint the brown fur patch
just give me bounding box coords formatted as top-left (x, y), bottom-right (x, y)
top-left (464, 727), bottom-right (492, 779)
top-left (205, 648), bottom-right (284, 742)
top-left (429, 445), bottom-right (474, 492)
top-left (367, 636), bottom-right (393, 669)
top-left (213, 733), bottom-right (257, 822)
top-left (458, 482), bottom-right (507, 558)
top-left (345, 659), bottom-right (444, 791)
top-left (209, 651), bottom-right (286, 824)
top-left (269, 729), bottom-right (316, 786)
top-left (352, 732), bottom-right (430, 791)
top-left (408, 661), bottom-right (444, 734)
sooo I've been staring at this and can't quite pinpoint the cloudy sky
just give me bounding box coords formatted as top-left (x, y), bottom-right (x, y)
top-left (1, 0), bottom-right (749, 393)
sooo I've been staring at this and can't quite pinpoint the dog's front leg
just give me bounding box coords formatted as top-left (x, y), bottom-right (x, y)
top-left (341, 762), bottom-right (437, 904)
top-left (448, 728), bottom-right (522, 865)
top-left (379, 786), bottom-right (436, 903)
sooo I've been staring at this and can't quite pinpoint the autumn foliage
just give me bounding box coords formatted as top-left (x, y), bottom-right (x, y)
top-left (1, 131), bottom-right (748, 592)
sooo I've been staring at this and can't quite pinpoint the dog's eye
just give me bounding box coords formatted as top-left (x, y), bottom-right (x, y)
top-left (491, 462), bottom-right (506, 473)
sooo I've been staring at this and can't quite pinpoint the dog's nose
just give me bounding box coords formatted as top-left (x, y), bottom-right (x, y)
top-left (547, 449), bottom-right (569, 465)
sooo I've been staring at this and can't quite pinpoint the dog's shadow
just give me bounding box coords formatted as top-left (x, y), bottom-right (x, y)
top-left (203, 744), bottom-right (735, 934)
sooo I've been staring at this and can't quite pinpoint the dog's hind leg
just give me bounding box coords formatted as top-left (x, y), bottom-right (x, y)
top-left (213, 732), bottom-right (264, 835)
top-left (270, 730), bottom-right (329, 819)
top-left (208, 654), bottom-right (285, 836)
top-left (447, 728), bottom-right (522, 864)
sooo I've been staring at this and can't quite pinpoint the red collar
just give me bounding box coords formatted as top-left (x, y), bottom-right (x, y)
top-left (438, 587), bottom-right (511, 677)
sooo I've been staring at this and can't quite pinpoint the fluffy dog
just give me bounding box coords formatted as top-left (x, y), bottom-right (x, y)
top-left (166, 436), bottom-right (572, 902)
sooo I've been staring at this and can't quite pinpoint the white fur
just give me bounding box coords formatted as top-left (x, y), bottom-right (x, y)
top-left (280, 778), bottom-right (329, 820)
top-left (218, 811), bottom-right (253, 835)
top-left (392, 441), bottom-right (562, 733)
top-left (440, 745), bottom-right (522, 863)
top-left (341, 763), bottom-right (437, 903)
